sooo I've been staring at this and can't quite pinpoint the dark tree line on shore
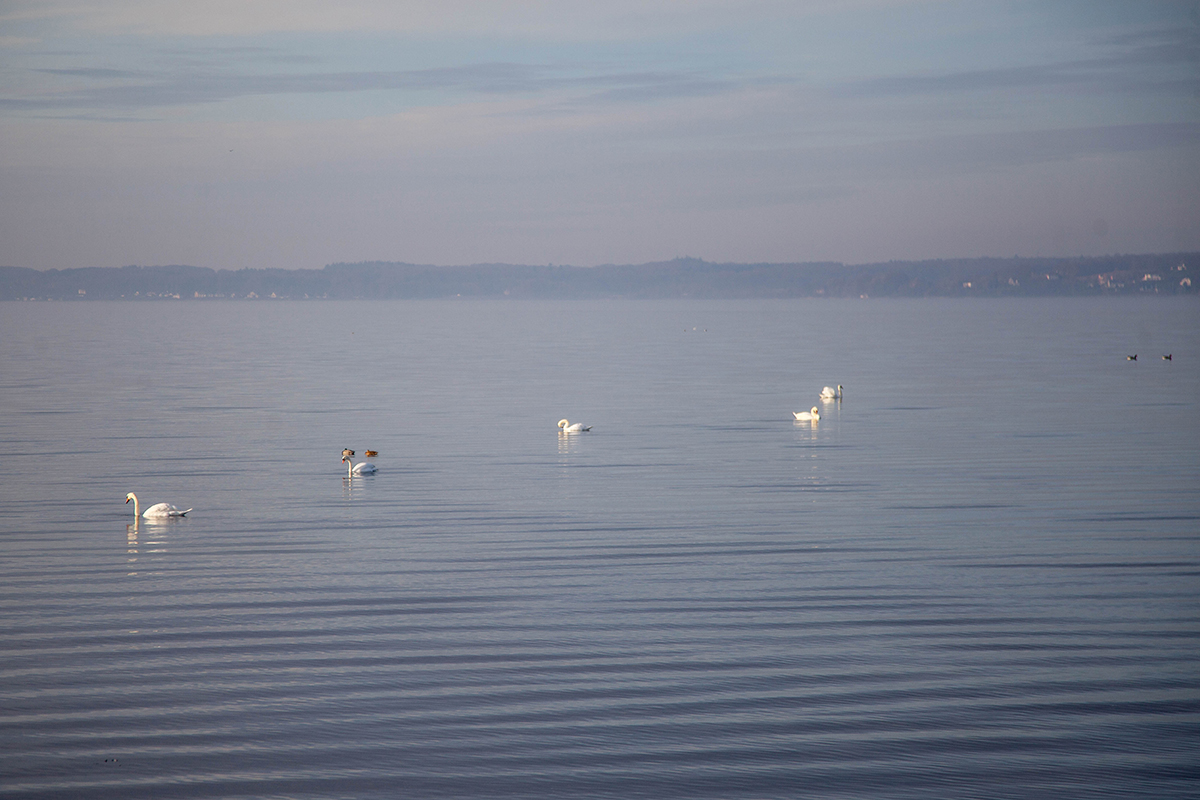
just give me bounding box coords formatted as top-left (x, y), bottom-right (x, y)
top-left (1, 253), bottom-right (1194, 300)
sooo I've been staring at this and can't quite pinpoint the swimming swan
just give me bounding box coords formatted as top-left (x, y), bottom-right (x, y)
top-left (793, 406), bottom-right (820, 421)
top-left (820, 385), bottom-right (843, 400)
top-left (125, 492), bottom-right (191, 519)
top-left (558, 419), bottom-right (592, 433)
top-left (343, 454), bottom-right (377, 476)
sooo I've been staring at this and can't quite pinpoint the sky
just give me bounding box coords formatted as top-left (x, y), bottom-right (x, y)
top-left (1, 0), bottom-right (1197, 270)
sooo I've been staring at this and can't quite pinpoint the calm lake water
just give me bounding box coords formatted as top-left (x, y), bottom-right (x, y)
top-left (1, 298), bottom-right (1198, 799)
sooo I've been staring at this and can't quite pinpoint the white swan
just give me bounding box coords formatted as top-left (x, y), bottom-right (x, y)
top-left (558, 419), bottom-right (592, 433)
top-left (820, 385), bottom-right (843, 400)
top-left (125, 492), bottom-right (191, 519)
top-left (343, 454), bottom-right (377, 476)
top-left (793, 406), bottom-right (820, 421)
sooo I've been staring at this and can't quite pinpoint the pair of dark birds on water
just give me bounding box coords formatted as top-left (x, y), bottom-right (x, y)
top-left (1127, 355), bottom-right (1171, 361)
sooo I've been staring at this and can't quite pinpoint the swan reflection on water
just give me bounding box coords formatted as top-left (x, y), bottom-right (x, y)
top-left (558, 432), bottom-right (580, 456)
top-left (124, 517), bottom-right (174, 576)
top-left (342, 474), bottom-right (366, 501)
top-left (127, 521), bottom-right (139, 566)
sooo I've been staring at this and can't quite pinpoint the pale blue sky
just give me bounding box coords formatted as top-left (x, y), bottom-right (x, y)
top-left (1, 0), bottom-right (1197, 269)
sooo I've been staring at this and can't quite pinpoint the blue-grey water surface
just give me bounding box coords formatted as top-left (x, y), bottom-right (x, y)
top-left (1, 298), bottom-right (1198, 799)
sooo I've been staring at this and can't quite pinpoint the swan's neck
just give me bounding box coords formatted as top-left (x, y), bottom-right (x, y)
top-left (129, 494), bottom-right (140, 517)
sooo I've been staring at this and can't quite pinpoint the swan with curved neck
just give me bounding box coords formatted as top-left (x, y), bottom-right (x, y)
top-left (125, 492), bottom-right (191, 519)
top-left (820, 385), bottom-right (843, 400)
top-left (793, 406), bottom-right (820, 421)
top-left (343, 454), bottom-right (377, 476)
top-left (558, 419), bottom-right (592, 433)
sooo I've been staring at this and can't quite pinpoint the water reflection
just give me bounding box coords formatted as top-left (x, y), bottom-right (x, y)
top-left (126, 522), bottom-right (139, 574)
top-left (124, 519), bottom-right (173, 575)
top-left (342, 473), bottom-right (373, 501)
top-left (791, 417), bottom-right (827, 494)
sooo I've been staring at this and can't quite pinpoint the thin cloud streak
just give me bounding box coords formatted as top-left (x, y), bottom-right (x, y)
top-left (838, 25), bottom-right (1199, 98)
top-left (0, 0), bottom-right (935, 38)
top-left (4, 62), bottom-right (740, 114)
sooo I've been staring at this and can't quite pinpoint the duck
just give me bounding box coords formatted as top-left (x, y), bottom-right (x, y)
top-left (364, 449), bottom-right (378, 457)
top-left (558, 419), bottom-right (592, 433)
top-left (793, 406), bottom-right (820, 421)
top-left (342, 448), bottom-right (355, 458)
top-left (820, 384), bottom-right (843, 400)
top-left (1163, 354), bottom-right (1172, 361)
top-left (1127, 355), bottom-right (1137, 361)
top-left (125, 492), bottom-right (191, 519)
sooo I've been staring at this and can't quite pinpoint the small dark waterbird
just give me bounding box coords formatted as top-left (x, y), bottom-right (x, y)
top-left (1163, 354), bottom-right (1172, 361)
top-left (1127, 354), bottom-right (1137, 361)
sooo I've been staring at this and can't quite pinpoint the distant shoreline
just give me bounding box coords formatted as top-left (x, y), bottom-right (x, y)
top-left (1, 254), bottom-right (1195, 300)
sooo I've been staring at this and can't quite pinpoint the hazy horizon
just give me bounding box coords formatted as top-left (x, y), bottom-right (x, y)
top-left (5, 250), bottom-right (1200, 273)
top-left (2, 1), bottom-right (1198, 272)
